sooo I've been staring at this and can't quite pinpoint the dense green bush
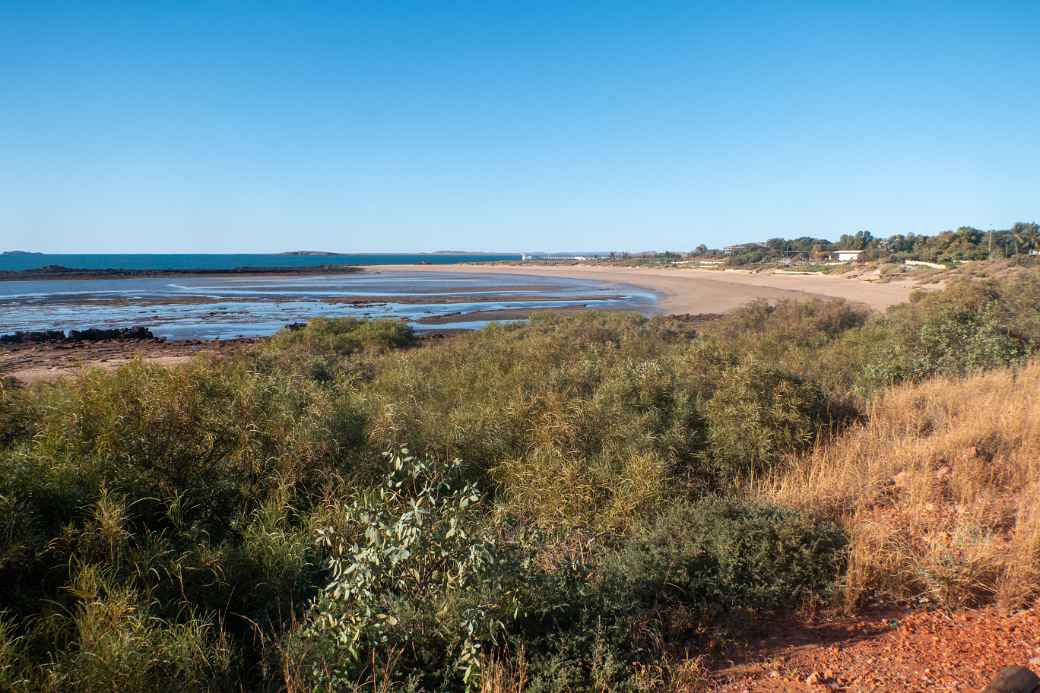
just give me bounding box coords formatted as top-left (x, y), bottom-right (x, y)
top-left (42, 567), bottom-right (233, 692)
top-left (0, 309), bottom-right (856, 689)
top-left (0, 358), bottom-right (371, 689)
top-left (849, 278), bottom-right (1038, 395)
top-left (505, 499), bottom-right (848, 690)
top-left (699, 299), bottom-right (868, 354)
top-left (604, 499), bottom-right (846, 618)
top-left (10, 359), bottom-right (365, 539)
top-left (283, 452), bottom-right (845, 692)
top-left (361, 314), bottom-right (720, 529)
top-left (259, 317), bottom-right (417, 382)
top-left (696, 277), bottom-right (1040, 399)
top-left (704, 362), bottom-right (830, 481)
top-left (694, 299), bottom-right (870, 401)
top-left (267, 317), bottom-right (417, 356)
top-left (292, 450), bottom-right (526, 690)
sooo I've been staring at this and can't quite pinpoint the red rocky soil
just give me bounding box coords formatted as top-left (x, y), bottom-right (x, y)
top-left (711, 606), bottom-right (1039, 691)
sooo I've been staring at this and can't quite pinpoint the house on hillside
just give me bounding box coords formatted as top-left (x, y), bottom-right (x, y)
top-left (781, 250), bottom-right (809, 265)
top-left (831, 249), bottom-right (865, 263)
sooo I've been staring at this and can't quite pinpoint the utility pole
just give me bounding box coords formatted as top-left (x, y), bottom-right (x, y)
top-left (989, 229), bottom-right (993, 259)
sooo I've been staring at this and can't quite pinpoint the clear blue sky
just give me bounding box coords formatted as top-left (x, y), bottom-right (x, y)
top-left (2, 2), bottom-right (1038, 253)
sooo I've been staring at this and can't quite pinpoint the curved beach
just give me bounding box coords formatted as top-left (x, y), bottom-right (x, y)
top-left (364, 263), bottom-right (927, 314)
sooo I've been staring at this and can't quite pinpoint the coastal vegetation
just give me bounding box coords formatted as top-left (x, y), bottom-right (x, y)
top-left (717, 221), bottom-right (1040, 266)
top-left (586, 221), bottom-right (1040, 270)
top-left (1, 271), bottom-right (1039, 690)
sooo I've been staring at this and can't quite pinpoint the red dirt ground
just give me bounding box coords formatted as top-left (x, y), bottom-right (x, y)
top-left (710, 606), bottom-right (1039, 691)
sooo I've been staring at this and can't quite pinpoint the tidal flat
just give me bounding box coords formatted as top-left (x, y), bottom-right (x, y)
top-left (0, 270), bottom-right (655, 340)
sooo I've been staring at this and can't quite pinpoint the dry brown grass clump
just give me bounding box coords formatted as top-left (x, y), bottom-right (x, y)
top-left (765, 361), bottom-right (1040, 611)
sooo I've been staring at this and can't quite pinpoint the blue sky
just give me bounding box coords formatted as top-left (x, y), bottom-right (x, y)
top-left (1, 2), bottom-right (1038, 253)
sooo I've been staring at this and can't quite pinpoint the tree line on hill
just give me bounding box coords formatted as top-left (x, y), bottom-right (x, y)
top-left (678, 221), bottom-right (1040, 266)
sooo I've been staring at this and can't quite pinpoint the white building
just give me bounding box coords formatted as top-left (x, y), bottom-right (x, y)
top-left (832, 249), bottom-right (865, 263)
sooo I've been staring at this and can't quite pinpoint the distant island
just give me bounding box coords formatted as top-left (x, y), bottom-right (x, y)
top-left (0, 264), bottom-right (363, 281)
top-left (280, 250), bottom-right (505, 256)
top-left (2, 250), bottom-right (43, 256)
top-left (278, 251), bottom-right (348, 256)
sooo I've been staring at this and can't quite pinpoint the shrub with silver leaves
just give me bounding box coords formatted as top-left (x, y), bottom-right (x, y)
top-left (299, 448), bottom-right (523, 690)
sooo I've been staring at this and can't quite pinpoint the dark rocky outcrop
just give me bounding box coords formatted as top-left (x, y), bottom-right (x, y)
top-left (983, 666), bottom-right (1040, 693)
top-left (0, 327), bottom-right (157, 345)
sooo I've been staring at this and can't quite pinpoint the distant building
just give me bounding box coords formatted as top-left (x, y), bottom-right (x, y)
top-left (831, 249), bottom-right (865, 262)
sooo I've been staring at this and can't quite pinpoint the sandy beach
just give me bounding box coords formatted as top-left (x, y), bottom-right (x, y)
top-left (365, 264), bottom-right (928, 314)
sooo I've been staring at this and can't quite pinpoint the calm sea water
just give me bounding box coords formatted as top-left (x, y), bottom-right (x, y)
top-left (0, 253), bottom-right (520, 272)
top-left (0, 270), bottom-right (656, 340)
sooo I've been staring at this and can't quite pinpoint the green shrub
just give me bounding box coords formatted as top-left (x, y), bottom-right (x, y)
top-left (494, 500), bottom-right (847, 688)
top-left (292, 449), bottom-right (527, 690)
top-left (256, 318), bottom-right (417, 383)
top-left (521, 624), bottom-right (631, 693)
top-left (604, 499), bottom-right (846, 619)
top-left (21, 359), bottom-right (364, 533)
top-left (362, 313), bottom-right (711, 530)
top-left (267, 317), bottom-right (417, 356)
top-left (0, 358), bottom-right (366, 689)
top-left (704, 362), bottom-right (830, 481)
top-left (44, 567), bottom-right (233, 692)
top-left (852, 280), bottom-right (1034, 394)
top-left (227, 486), bottom-right (318, 619)
top-left (497, 448), bottom-right (671, 533)
top-left (702, 299), bottom-right (868, 349)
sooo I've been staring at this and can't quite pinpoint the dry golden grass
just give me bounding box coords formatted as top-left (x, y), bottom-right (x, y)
top-left (764, 361), bottom-right (1040, 611)
top-left (479, 649), bottom-right (528, 693)
top-left (479, 650), bottom-right (712, 693)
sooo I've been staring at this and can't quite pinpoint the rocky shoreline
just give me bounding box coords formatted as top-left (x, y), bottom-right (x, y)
top-left (0, 326), bottom-right (157, 345)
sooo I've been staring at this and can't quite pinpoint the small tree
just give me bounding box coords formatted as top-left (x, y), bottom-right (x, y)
top-left (1012, 222), bottom-right (1040, 255)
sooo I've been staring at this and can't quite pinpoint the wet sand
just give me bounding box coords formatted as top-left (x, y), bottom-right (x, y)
top-left (365, 264), bottom-right (928, 313)
top-left (415, 306), bottom-right (589, 324)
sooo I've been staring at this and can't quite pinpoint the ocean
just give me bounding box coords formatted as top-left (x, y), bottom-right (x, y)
top-left (0, 253), bottom-right (521, 272)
